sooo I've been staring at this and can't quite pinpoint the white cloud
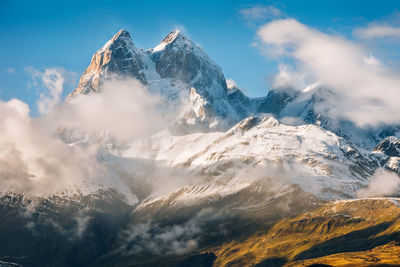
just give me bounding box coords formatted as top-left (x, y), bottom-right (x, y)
top-left (74, 215), bottom-right (92, 238)
top-left (272, 63), bottom-right (311, 89)
top-left (357, 168), bottom-right (400, 197)
top-left (122, 221), bottom-right (199, 255)
top-left (364, 54), bottom-right (382, 68)
top-left (257, 19), bottom-right (400, 127)
top-left (0, 74), bottom-right (171, 198)
top-left (280, 116), bottom-right (305, 126)
top-left (38, 68), bottom-right (65, 114)
top-left (240, 5), bottom-right (282, 21)
top-left (48, 76), bottom-right (166, 141)
top-left (120, 208), bottom-right (230, 255)
top-left (0, 97), bottom-right (95, 195)
top-left (25, 66), bottom-right (77, 114)
top-left (355, 25), bottom-right (400, 39)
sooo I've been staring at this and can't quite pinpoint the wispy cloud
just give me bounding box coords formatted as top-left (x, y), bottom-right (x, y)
top-left (240, 5), bottom-right (282, 21)
top-left (25, 66), bottom-right (78, 114)
top-left (357, 168), bottom-right (400, 197)
top-left (257, 18), bottom-right (400, 127)
top-left (355, 24), bottom-right (400, 39)
top-left (353, 11), bottom-right (400, 41)
top-left (119, 208), bottom-right (231, 255)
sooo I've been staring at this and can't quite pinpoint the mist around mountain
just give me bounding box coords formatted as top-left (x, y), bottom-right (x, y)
top-left (1, 25), bottom-right (400, 267)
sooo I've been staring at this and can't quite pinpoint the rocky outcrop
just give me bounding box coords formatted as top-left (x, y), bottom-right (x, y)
top-left (70, 29), bottom-right (145, 96)
top-left (226, 86), bottom-right (265, 119)
top-left (375, 136), bottom-right (400, 157)
top-left (256, 87), bottom-right (299, 115)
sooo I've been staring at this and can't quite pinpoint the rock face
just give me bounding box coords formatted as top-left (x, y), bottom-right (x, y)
top-left (70, 29), bottom-right (145, 96)
top-left (256, 87), bottom-right (299, 115)
top-left (375, 136), bottom-right (400, 157)
top-left (226, 85), bottom-right (265, 119)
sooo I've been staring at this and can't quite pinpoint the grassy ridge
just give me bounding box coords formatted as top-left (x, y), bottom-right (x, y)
top-left (212, 198), bottom-right (400, 266)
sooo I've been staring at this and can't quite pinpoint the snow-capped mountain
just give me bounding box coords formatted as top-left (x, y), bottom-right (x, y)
top-left (1, 28), bottom-right (400, 266)
top-left (71, 29), bottom-right (246, 132)
top-left (70, 28), bottom-right (400, 145)
top-left (52, 27), bottom-right (400, 242)
top-left (123, 116), bottom-right (377, 200)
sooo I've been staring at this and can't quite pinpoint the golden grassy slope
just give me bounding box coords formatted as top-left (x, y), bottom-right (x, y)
top-left (288, 242), bottom-right (400, 266)
top-left (212, 198), bottom-right (400, 267)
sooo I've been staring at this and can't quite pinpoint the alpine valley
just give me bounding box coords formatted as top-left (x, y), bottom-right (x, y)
top-left (1, 29), bottom-right (400, 267)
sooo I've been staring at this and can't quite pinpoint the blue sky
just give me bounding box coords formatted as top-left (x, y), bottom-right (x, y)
top-left (1, 0), bottom-right (400, 114)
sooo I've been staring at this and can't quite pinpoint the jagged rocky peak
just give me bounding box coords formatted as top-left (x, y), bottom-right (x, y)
top-left (153, 29), bottom-right (182, 51)
top-left (149, 29), bottom-right (244, 130)
top-left (151, 29), bottom-right (228, 97)
top-left (69, 28), bottom-right (246, 132)
top-left (70, 29), bottom-right (145, 96)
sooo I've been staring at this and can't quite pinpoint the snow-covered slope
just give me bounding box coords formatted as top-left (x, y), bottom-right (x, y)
top-left (121, 116), bottom-right (377, 201)
top-left (259, 86), bottom-right (400, 150)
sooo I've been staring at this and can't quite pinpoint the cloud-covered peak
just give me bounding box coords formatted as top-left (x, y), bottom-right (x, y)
top-left (257, 18), bottom-right (400, 127)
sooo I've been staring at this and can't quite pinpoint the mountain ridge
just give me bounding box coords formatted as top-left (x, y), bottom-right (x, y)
top-left (70, 28), bottom-right (400, 147)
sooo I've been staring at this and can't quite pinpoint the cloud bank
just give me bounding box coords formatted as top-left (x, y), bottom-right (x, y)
top-left (0, 73), bottom-right (170, 198)
top-left (357, 168), bottom-right (400, 198)
top-left (119, 208), bottom-right (230, 255)
top-left (49, 77), bottom-right (165, 141)
top-left (0, 97), bottom-right (95, 195)
top-left (257, 19), bottom-right (400, 127)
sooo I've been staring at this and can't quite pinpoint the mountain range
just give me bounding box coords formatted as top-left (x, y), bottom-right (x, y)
top-left (1, 29), bottom-right (400, 267)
